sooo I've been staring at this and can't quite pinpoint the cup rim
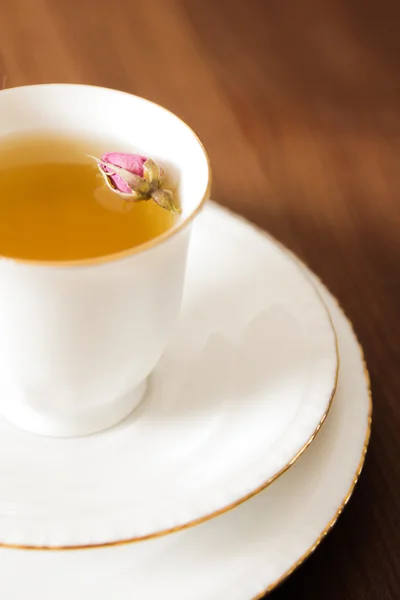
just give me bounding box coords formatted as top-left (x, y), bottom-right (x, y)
top-left (0, 83), bottom-right (212, 268)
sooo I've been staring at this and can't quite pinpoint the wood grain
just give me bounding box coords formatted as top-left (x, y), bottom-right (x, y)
top-left (1, 0), bottom-right (399, 597)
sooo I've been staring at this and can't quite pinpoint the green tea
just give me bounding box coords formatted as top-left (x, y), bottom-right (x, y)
top-left (0, 132), bottom-right (178, 261)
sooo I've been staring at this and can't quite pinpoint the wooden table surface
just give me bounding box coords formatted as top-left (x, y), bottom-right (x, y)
top-left (1, 0), bottom-right (399, 598)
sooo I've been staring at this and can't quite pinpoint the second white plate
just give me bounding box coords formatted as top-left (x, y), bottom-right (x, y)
top-left (0, 245), bottom-right (371, 600)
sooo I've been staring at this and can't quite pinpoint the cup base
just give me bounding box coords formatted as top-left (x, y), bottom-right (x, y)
top-left (1, 379), bottom-right (148, 438)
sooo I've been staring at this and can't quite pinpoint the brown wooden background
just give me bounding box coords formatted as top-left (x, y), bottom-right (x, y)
top-left (1, 0), bottom-right (399, 598)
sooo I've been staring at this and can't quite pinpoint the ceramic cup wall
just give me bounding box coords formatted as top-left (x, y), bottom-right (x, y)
top-left (0, 84), bottom-right (211, 437)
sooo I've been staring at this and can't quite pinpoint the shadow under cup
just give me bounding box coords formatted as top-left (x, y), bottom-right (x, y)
top-left (0, 84), bottom-right (211, 437)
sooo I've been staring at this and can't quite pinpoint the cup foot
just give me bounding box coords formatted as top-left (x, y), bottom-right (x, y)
top-left (1, 380), bottom-right (148, 438)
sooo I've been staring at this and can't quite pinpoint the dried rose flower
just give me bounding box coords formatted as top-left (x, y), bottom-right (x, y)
top-left (89, 152), bottom-right (180, 214)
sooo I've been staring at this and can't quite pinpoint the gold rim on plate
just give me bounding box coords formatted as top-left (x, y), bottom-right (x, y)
top-left (0, 204), bottom-right (340, 550)
top-left (252, 318), bottom-right (372, 599)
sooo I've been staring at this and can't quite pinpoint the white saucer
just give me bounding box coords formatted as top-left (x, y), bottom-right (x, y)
top-left (0, 261), bottom-right (371, 600)
top-left (0, 203), bottom-right (338, 548)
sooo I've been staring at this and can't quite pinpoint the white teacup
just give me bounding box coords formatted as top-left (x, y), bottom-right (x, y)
top-left (0, 84), bottom-right (211, 437)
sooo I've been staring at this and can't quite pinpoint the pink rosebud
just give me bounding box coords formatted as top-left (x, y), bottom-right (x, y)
top-left (99, 152), bottom-right (148, 195)
top-left (89, 152), bottom-right (180, 213)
